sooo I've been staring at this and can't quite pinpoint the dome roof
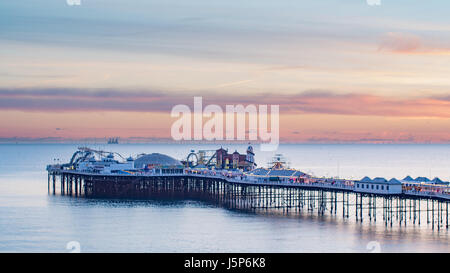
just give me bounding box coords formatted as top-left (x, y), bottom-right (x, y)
top-left (247, 145), bottom-right (254, 154)
top-left (134, 153), bottom-right (182, 168)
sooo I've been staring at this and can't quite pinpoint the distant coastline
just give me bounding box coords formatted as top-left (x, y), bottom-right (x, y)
top-left (0, 138), bottom-right (448, 145)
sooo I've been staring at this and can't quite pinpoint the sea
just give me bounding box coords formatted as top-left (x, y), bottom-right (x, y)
top-left (0, 143), bottom-right (449, 252)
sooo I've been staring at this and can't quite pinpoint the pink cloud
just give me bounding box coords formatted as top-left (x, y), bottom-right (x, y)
top-left (378, 32), bottom-right (450, 55)
top-left (0, 88), bottom-right (450, 118)
top-left (378, 32), bottom-right (422, 53)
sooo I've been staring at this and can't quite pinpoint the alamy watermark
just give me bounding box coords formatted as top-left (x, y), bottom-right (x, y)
top-left (66, 0), bottom-right (81, 5)
top-left (366, 241), bottom-right (381, 253)
top-left (366, 0), bottom-right (381, 6)
top-left (66, 241), bottom-right (81, 253)
top-left (171, 97), bottom-right (279, 151)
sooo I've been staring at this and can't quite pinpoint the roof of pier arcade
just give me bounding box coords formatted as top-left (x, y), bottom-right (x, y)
top-left (402, 176), bottom-right (449, 185)
top-left (247, 168), bottom-right (307, 177)
top-left (359, 177), bottom-right (402, 185)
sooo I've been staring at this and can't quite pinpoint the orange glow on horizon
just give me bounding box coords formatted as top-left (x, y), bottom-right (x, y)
top-left (1, 110), bottom-right (450, 143)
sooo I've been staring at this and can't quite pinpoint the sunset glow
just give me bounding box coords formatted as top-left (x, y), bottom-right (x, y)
top-left (1, 1), bottom-right (450, 143)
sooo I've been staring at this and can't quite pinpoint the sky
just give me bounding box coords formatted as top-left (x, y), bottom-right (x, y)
top-left (1, 0), bottom-right (450, 143)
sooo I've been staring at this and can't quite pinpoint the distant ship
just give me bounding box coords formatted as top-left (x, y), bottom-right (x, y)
top-left (107, 137), bottom-right (119, 144)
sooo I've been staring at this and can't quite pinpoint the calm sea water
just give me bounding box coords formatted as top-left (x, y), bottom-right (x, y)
top-left (0, 143), bottom-right (449, 252)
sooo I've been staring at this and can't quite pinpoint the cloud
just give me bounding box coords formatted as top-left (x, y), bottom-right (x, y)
top-left (275, 92), bottom-right (450, 118)
top-left (215, 80), bottom-right (254, 88)
top-left (0, 87), bottom-right (450, 118)
top-left (378, 32), bottom-right (450, 55)
top-left (210, 91), bottom-right (450, 118)
top-left (0, 88), bottom-right (177, 112)
top-left (378, 32), bottom-right (422, 53)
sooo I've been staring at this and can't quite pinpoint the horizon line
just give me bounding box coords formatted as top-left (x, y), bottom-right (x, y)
top-left (1, 139), bottom-right (449, 145)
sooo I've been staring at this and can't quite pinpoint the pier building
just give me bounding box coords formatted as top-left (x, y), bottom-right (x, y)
top-left (183, 146), bottom-right (256, 171)
top-left (355, 177), bottom-right (402, 194)
top-left (76, 153), bottom-right (134, 174)
top-left (215, 146), bottom-right (256, 171)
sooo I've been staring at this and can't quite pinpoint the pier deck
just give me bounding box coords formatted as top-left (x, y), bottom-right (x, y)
top-left (47, 169), bottom-right (450, 230)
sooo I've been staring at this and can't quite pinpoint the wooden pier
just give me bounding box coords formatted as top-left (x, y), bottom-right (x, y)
top-left (48, 170), bottom-right (450, 230)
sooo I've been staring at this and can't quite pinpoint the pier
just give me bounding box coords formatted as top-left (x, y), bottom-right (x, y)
top-left (47, 169), bottom-right (450, 230)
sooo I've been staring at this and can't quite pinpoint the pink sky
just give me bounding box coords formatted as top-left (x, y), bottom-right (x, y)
top-left (1, 1), bottom-right (450, 143)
